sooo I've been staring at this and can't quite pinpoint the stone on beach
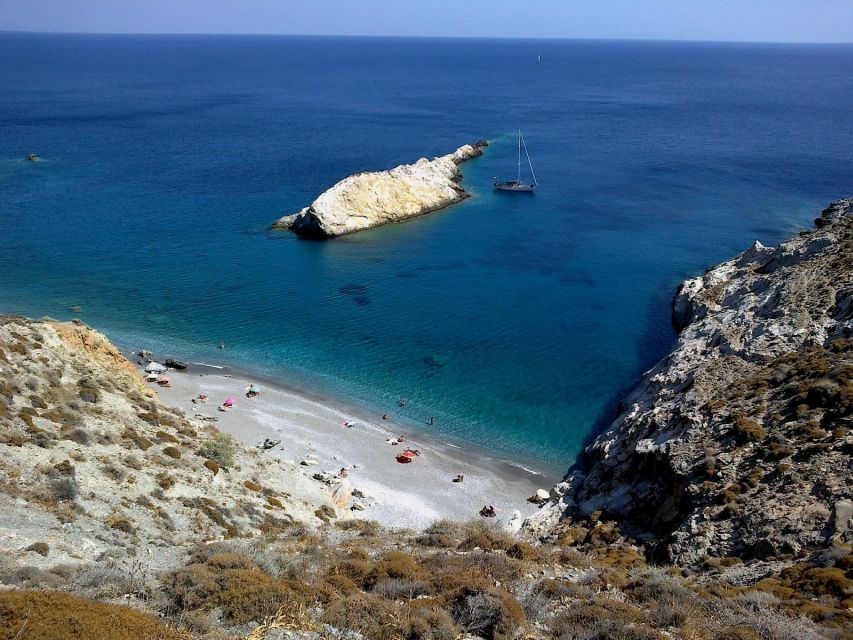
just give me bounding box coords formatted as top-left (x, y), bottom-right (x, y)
top-left (528, 489), bottom-right (550, 504)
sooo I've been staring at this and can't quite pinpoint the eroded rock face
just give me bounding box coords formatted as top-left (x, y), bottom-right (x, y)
top-left (527, 198), bottom-right (853, 566)
top-left (273, 142), bottom-right (487, 238)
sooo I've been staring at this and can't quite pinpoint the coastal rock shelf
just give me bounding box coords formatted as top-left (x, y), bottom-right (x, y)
top-left (273, 141), bottom-right (487, 238)
top-left (528, 197), bottom-right (853, 566)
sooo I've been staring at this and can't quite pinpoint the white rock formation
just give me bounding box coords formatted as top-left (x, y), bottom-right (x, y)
top-left (273, 142), bottom-right (487, 237)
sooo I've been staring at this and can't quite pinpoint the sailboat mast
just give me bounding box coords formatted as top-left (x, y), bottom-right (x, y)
top-left (520, 132), bottom-right (537, 186)
top-left (517, 130), bottom-right (522, 183)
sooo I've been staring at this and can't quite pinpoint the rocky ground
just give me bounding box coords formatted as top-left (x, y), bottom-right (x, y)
top-left (0, 317), bottom-right (337, 574)
top-left (273, 141), bottom-right (487, 237)
top-left (528, 198), bottom-right (853, 570)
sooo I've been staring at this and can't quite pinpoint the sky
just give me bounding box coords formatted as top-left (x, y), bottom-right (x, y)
top-left (1, 0), bottom-right (852, 43)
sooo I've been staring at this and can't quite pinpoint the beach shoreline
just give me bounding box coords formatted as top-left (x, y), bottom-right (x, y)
top-left (135, 354), bottom-right (556, 530)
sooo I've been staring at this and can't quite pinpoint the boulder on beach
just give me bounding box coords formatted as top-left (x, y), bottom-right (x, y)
top-left (164, 358), bottom-right (187, 370)
top-left (528, 489), bottom-right (550, 504)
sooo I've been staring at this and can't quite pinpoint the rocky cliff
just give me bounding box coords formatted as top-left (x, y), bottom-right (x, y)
top-left (528, 198), bottom-right (853, 566)
top-left (273, 141), bottom-right (487, 238)
top-left (0, 317), bottom-right (337, 572)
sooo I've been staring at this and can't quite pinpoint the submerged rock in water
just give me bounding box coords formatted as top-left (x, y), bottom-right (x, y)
top-left (272, 141), bottom-right (488, 238)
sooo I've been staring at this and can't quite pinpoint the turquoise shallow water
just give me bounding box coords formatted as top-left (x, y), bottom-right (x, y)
top-left (1, 34), bottom-right (852, 472)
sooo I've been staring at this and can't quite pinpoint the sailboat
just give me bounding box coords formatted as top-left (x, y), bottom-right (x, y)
top-left (494, 130), bottom-right (537, 192)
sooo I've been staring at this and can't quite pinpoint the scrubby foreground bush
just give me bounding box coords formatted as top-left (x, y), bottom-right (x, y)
top-left (3, 517), bottom-right (849, 640)
top-left (0, 590), bottom-right (186, 640)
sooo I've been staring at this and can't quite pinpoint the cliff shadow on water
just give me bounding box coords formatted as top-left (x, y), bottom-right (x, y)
top-left (566, 281), bottom-right (681, 480)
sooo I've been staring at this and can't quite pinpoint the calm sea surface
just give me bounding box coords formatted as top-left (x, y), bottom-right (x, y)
top-left (1, 34), bottom-right (852, 472)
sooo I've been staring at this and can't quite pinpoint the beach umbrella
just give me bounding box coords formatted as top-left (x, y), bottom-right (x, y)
top-left (224, 396), bottom-right (237, 407)
top-left (145, 362), bottom-right (167, 374)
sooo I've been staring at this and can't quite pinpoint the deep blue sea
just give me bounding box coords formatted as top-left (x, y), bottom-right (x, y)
top-left (1, 33), bottom-right (852, 473)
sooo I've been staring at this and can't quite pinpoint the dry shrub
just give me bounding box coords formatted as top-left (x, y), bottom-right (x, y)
top-left (320, 593), bottom-right (398, 639)
top-left (365, 551), bottom-right (427, 589)
top-left (101, 463), bottom-right (127, 483)
top-left (416, 519), bottom-right (464, 547)
top-left (1, 565), bottom-right (63, 589)
top-left (203, 459), bottom-right (219, 475)
top-left (780, 564), bottom-right (852, 598)
top-left (106, 515), bottom-right (135, 533)
top-left (244, 480), bottom-right (262, 492)
top-left (156, 429), bottom-right (179, 443)
top-left (122, 426), bottom-right (154, 451)
top-left (457, 551), bottom-right (524, 583)
top-left (407, 605), bottom-right (458, 640)
top-left (157, 472), bottom-right (176, 490)
top-left (448, 584), bottom-right (526, 640)
top-left (550, 599), bottom-right (661, 640)
top-left (315, 504), bottom-right (336, 522)
top-left (330, 557), bottom-right (373, 585)
top-left (505, 541), bottom-right (540, 561)
top-left (336, 518), bottom-right (382, 537)
top-left (25, 542), bottom-right (49, 557)
top-left (163, 446), bottom-right (181, 459)
top-left (0, 590), bottom-right (186, 640)
top-left (732, 414), bottom-right (767, 443)
top-left (203, 552), bottom-right (258, 571)
top-left (373, 577), bottom-right (429, 600)
top-left (458, 523), bottom-right (513, 552)
top-left (164, 562), bottom-right (313, 624)
top-left (64, 427), bottom-right (91, 445)
top-left (123, 455), bottom-right (144, 470)
top-left (50, 477), bottom-right (79, 502)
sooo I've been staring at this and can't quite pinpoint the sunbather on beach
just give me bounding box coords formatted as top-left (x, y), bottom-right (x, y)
top-left (479, 504), bottom-right (497, 518)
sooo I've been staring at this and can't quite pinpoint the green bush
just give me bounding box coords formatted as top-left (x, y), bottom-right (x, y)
top-left (197, 434), bottom-right (236, 468)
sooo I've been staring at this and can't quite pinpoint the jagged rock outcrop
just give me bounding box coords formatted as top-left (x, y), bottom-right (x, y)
top-left (273, 141), bottom-right (487, 238)
top-left (527, 198), bottom-right (853, 566)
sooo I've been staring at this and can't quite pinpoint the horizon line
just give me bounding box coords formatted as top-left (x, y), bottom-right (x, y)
top-left (1, 29), bottom-right (852, 47)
